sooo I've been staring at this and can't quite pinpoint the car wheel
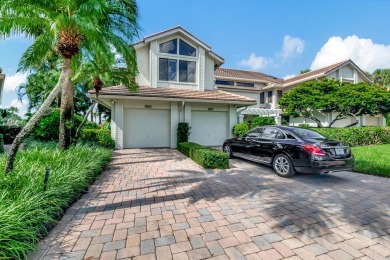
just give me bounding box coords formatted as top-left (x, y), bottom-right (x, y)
top-left (273, 154), bottom-right (296, 178)
top-left (223, 144), bottom-right (233, 158)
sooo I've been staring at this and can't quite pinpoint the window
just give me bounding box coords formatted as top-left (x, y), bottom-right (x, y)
top-left (260, 92), bottom-right (265, 104)
top-left (179, 61), bottom-right (196, 82)
top-left (236, 82), bottom-right (254, 87)
top-left (215, 80), bottom-right (234, 86)
top-left (267, 91), bottom-right (273, 103)
top-left (262, 127), bottom-right (285, 139)
top-left (158, 38), bottom-right (197, 83)
top-left (245, 128), bottom-right (263, 138)
top-left (159, 39), bottom-right (177, 54)
top-left (179, 39), bottom-right (196, 57)
top-left (159, 58), bottom-right (177, 81)
top-left (277, 90), bottom-right (283, 99)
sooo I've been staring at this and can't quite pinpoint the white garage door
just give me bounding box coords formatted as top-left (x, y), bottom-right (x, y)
top-left (124, 109), bottom-right (170, 148)
top-left (191, 111), bottom-right (228, 146)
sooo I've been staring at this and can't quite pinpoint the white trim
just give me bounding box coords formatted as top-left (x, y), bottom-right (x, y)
top-left (88, 94), bottom-right (256, 106)
top-left (283, 73), bottom-right (324, 87)
top-left (325, 60), bottom-right (372, 83)
top-left (215, 75), bottom-right (272, 84)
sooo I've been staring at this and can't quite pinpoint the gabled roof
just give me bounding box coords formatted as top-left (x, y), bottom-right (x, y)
top-left (215, 68), bottom-right (283, 84)
top-left (89, 85), bottom-right (257, 105)
top-left (284, 59), bottom-right (372, 86)
top-left (133, 26), bottom-right (224, 65)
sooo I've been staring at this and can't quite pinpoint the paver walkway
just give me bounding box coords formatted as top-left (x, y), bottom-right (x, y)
top-left (32, 149), bottom-right (390, 260)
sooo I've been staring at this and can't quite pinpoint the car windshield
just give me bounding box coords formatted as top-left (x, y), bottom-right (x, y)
top-left (289, 128), bottom-right (326, 139)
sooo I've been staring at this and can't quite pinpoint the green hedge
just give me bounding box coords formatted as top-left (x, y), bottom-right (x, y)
top-left (178, 142), bottom-right (229, 169)
top-left (79, 129), bottom-right (115, 149)
top-left (233, 122), bottom-right (249, 137)
top-left (312, 127), bottom-right (390, 147)
top-left (251, 117), bottom-right (275, 128)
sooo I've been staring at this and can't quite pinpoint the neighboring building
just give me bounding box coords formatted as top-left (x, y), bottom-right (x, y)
top-left (215, 60), bottom-right (386, 127)
top-left (89, 26), bottom-right (256, 149)
top-left (0, 68), bottom-right (5, 105)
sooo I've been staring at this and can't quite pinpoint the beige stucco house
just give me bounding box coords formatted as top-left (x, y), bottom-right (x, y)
top-left (89, 26), bottom-right (256, 149)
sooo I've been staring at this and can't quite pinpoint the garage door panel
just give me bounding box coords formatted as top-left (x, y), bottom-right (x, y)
top-left (124, 109), bottom-right (170, 148)
top-left (191, 111), bottom-right (228, 146)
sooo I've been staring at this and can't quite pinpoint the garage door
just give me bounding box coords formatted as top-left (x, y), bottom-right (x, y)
top-left (191, 111), bottom-right (228, 146)
top-left (124, 109), bottom-right (170, 148)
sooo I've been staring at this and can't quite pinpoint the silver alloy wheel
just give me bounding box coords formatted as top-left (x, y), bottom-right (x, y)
top-left (224, 145), bottom-right (231, 154)
top-left (274, 156), bottom-right (289, 175)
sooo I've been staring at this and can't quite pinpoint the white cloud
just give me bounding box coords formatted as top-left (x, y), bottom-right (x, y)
top-left (4, 73), bottom-right (27, 93)
top-left (283, 74), bottom-right (296, 80)
top-left (311, 35), bottom-right (390, 72)
top-left (238, 53), bottom-right (273, 71)
top-left (0, 99), bottom-right (29, 118)
top-left (239, 35), bottom-right (304, 71)
top-left (279, 35), bottom-right (305, 60)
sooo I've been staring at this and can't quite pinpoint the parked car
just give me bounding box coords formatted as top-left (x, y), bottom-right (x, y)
top-left (223, 125), bottom-right (354, 177)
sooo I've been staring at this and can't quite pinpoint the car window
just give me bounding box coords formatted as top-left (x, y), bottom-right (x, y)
top-left (262, 127), bottom-right (285, 139)
top-left (245, 127), bottom-right (263, 138)
top-left (289, 128), bottom-right (325, 139)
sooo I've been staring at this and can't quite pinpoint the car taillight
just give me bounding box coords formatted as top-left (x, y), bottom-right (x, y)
top-left (302, 145), bottom-right (326, 156)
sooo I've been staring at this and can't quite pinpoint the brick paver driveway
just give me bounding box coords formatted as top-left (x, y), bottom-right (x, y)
top-left (32, 149), bottom-right (390, 260)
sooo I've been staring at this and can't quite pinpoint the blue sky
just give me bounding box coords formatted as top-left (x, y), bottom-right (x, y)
top-left (1, 0), bottom-right (390, 115)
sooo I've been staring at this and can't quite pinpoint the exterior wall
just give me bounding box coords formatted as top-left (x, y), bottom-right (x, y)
top-left (0, 74), bottom-right (5, 105)
top-left (204, 56), bottom-right (215, 90)
top-left (170, 102), bottom-right (179, 148)
top-left (224, 90), bottom-right (259, 108)
top-left (114, 100), bottom-right (124, 149)
top-left (135, 45), bottom-right (150, 86)
top-left (139, 32), bottom-right (216, 91)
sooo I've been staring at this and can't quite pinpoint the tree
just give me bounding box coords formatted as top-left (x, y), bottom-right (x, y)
top-left (1, 0), bottom-right (140, 174)
top-left (300, 69), bottom-right (311, 74)
top-left (371, 69), bottom-right (390, 88)
top-left (279, 79), bottom-right (338, 127)
top-left (279, 79), bottom-right (390, 128)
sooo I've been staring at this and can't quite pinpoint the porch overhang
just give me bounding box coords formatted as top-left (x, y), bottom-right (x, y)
top-left (239, 107), bottom-right (283, 117)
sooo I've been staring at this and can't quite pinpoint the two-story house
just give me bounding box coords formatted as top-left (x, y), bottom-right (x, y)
top-left (90, 26), bottom-right (256, 149)
top-left (215, 60), bottom-right (386, 127)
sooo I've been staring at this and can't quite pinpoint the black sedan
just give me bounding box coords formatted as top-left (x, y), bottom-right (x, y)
top-left (223, 126), bottom-right (354, 177)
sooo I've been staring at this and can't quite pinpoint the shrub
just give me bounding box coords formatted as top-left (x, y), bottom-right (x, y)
top-left (33, 109), bottom-right (83, 141)
top-left (386, 114), bottom-right (390, 127)
top-left (79, 129), bottom-right (115, 149)
top-left (0, 134), bottom-right (4, 153)
top-left (233, 122), bottom-right (249, 137)
top-left (178, 142), bottom-right (229, 169)
top-left (298, 123), bottom-right (310, 128)
top-left (250, 117), bottom-right (275, 128)
top-left (177, 122), bottom-right (191, 144)
top-left (0, 143), bottom-right (112, 259)
top-left (312, 126), bottom-right (390, 147)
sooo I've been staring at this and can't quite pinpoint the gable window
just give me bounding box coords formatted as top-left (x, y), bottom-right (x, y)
top-left (159, 39), bottom-right (177, 54)
top-left (179, 39), bottom-right (196, 57)
top-left (159, 38), bottom-right (197, 83)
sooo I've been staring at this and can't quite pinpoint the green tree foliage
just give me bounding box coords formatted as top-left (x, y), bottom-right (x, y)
top-left (233, 122), bottom-right (249, 137)
top-left (300, 69), bottom-right (311, 74)
top-left (279, 79), bottom-right (390, 128)
top-left (371, 68), bottom-right (390, 88)
top-left (250, 117), bottom-right (275, 128)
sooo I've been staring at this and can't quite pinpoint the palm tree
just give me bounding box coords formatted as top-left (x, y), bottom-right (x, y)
top-left (1, 0), bottom-right (139, 174)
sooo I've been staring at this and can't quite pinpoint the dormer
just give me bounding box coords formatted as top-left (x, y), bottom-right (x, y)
top-left (133, 26), bottom-right (224, 91)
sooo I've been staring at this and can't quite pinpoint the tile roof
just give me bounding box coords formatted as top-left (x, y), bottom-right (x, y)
top-left (89, 85), bottom-right (257, 104)
top-left (284, 60), bottom-right (350, 84)
top-left (215, 68), bottom-right (284, 84)
top-left (214, 84), bottom-right (263, 92)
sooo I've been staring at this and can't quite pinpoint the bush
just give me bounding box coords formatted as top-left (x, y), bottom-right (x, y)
top-left (298, 123), bottom-right (310, 128)
top-left (79, 129), bottom-right (115, 149)
top-left (33, 109), bottom-right (83, 142)
top-left (233, 122), bottom-right (249, 137)
top-left (178, 142), bottom-right (229, 169)
top-left (250, 117), bottom-right (275, 128)
top-left (177, 122), bottom-right (191, 144)
top-left (0, 143), bottom-right (112, 259)
top-left (0, 134), bottom-right (4, 153)
top-left (386, 114), bottom-right (390, 127)
top-left (312, 126), bottom-right (390, 147)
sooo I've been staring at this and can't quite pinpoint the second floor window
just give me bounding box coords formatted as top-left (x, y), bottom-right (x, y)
top-left (260, 92), bottom-right (265, 104)
top-left (159, 58), bottom-right (196, 83)
top-left (267, 91), bottom-right (273, 103)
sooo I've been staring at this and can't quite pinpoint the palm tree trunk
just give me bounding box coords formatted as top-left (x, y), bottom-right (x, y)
top-left (5, 58), bottom-right (72, 175)
top-left (75, 101), bottom-right (96, 140)
top-left (59, 69), bottom-right (74, 149)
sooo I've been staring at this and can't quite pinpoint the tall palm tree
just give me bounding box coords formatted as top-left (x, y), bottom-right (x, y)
top-left (1, 0), bottom-right (139, 174)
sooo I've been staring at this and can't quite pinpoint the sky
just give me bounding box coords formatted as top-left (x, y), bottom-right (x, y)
top-left (1, 0), bottom-right (390, 116)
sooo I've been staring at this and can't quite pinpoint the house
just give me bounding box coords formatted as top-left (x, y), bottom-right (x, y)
top-left (215, 60), bottom-right (386, 127)
top-left (89, 26), bottom-right (256, 149)
top-left (0, 68), bottom-right (5, 105)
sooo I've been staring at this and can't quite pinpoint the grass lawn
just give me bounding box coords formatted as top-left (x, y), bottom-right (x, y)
top-left (0, 143), bottom-right (112, 259)
top-left (352, 144), bottom-right (390, 177)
